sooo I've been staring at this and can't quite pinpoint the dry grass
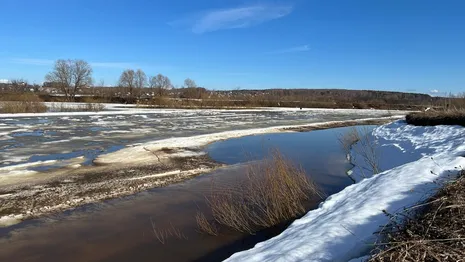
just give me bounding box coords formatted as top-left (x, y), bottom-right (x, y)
top-left (370, 170), bottom-right (465, 262)
top-left (80, 102), bottom-right (105, 112)
top-left (0, 101), bottom-right (47, 114)
top-left (0, 101), bottom-right (47, 113)
top-left (50, 102), bottom-right (105, 112)
top-left (150, 218), bottom-right (188, 244)
top-left (197, 149), bottom-right (324, 234)
top-left (0, 93), bottom-right (41, 102)
top-left (0, 93), bottom-right (47, 113)
top-left (406, 109), bottom-right (465, 127)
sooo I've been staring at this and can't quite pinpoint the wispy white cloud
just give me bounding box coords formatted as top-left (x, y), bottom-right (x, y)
top-left (268, 45), bottom-right (310, 54)
top-left (430, 89), bottom-right (440, 93)
top-left (0, 79), bottom-right (10, 84)
top-left (171, 3), bottom-right (293, 34)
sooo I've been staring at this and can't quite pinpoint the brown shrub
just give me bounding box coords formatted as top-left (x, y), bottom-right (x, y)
top-left (198, 149), bottom-right (323, 234)
top-left (370, 170), bottom-right (465, 262)
top-left (406, 110), bottom-right (465, 127)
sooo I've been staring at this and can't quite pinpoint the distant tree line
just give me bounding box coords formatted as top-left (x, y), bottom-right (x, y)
top-left (1, 58), bottom-right (464, 110)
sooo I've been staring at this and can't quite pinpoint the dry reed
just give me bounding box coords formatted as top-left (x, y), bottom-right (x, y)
top-left (198, 149), bottom-right (323, 234)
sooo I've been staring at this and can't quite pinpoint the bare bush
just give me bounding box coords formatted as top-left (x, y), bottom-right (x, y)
top-left (339, 127), bottom-right (380, 177)
top-left (199, 149), bottom-right (323, 234)
top-left (195, 211), bottom-right (218, 236)
top-left (338, 127), bottom-right (361, 155)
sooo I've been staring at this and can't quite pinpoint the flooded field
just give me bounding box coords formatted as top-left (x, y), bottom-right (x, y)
top-left (0, 126), bottom-right (370, 262)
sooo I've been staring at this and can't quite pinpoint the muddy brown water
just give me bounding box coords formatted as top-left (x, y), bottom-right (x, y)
top-left (0, 126), bottom-right (374, 262)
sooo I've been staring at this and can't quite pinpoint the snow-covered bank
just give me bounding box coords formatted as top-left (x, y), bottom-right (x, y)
top-left (226, 121), bottom-right (465, 262)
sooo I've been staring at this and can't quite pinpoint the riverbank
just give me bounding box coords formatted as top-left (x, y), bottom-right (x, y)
top-left (226, 120), bottom-right (465, 261)
top-left (0, 117), bottom-right (397, 227)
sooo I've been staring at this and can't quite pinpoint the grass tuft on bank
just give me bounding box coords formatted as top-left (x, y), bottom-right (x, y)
top-left (406, 110), bottom-right (465, 127)
top-left (370, 170), bottom-right (465, 262)
top-left (197, 149), bottom-right (324, 235)
top-left (0, 93), bottom-right (48, 113)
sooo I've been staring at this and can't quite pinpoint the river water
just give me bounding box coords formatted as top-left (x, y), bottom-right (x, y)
top-left (0, 108), bottom-right (392, 172)
top-left (0, 126), bottom-right (373, 262)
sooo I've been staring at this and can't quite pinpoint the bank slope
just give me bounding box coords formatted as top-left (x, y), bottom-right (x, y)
top-left (225, 120), bottom-right (465, 262)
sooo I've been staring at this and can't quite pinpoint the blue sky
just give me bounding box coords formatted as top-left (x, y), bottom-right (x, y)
top-left (1, 0), bottom-right (464, 94)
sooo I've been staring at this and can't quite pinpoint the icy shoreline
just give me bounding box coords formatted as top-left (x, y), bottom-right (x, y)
top-left (225, 121), bottom-right (465, 262)
top-left (1, 116), bottom-right (400, 180)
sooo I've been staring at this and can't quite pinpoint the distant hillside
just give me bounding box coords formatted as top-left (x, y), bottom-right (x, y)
top-left (208, 89), bottom-right (441, 110)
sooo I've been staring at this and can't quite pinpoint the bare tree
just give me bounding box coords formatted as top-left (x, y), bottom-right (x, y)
top-left (118, 69), bottom-right (135, 98)
top-left (45, 59), bottom-right (93, 101)
top-left (119, 69), bottom-right (146, 99)
top-left (134, 69), bottom-right (147, 98)
top-left (150, 74), bottom-right (172, 97)
top-left (184, 78), bottom-right (197, 88)
top-left (10, 79), bottom-right (28, 92)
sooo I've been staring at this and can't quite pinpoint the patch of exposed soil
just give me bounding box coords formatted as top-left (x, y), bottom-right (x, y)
top-left (0, 151), bottom-right (222, 224)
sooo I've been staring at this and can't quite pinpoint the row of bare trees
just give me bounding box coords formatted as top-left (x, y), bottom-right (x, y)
top-left (44, 59), bottom-right (199, 101)
top-left (117, 70), bottom-right (196, 99)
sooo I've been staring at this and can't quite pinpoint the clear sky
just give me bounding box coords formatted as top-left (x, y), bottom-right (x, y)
top-left (1, 0), bottom-right (464, 94)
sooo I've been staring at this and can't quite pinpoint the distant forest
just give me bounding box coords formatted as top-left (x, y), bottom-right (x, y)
top-left (1, 58), bottom-right (462, 110)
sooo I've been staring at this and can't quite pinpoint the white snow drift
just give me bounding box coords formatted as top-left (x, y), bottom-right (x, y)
top-left (226, 120), bottom-right (465, 262)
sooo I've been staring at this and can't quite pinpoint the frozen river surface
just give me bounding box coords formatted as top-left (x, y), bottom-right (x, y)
top-left (0, 107), bottom-right (400, 173)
